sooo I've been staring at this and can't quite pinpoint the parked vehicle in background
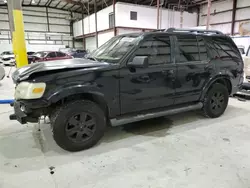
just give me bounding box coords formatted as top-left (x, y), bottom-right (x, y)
top-left (27, 51), bottom-right (36, 64)
top-left (69, 49), bottom-right (88, 58)
top-left (27, 51), bottom-right (35, 56)
top-left (0, 51), bottom-right (15, 66)
top-left (60, 48), bottom-right (88, 58)
top-left (238, 45), bottom-right (245, 57)
top-left (0, 65), bottom-right (5, 81)
top-left (10, 28), bottom-right (243, 152)
top-left (30, 51), bottom-right (72, 63)
top-left (243, 46), bottom-right (250, 82)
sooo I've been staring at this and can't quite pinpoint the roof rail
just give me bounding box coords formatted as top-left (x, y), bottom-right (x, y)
top-left (166, 28), bottom-right (223, 35)
top-left (151, 29), bottom-right (168, 32)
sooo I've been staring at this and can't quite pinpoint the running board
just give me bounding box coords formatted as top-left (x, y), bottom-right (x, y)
top-left (110, 102), bottom-right (203, 127)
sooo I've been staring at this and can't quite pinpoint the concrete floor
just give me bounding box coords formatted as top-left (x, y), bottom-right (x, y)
top-left (1, 66), bottom-right (250, 188)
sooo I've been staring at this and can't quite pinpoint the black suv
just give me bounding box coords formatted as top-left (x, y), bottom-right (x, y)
top-left (10, 28), bottom-right (243, 151)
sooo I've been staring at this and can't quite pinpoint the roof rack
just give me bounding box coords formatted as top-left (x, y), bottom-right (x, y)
top-left (151, 29), bottom-right (168, 32)
top-left (166, 28), bottom-right (223, 35)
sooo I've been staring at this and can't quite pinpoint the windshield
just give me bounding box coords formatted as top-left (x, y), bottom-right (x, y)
top-left (90, 35), bottom-right (140, 63)
top-left (34, 52), bottom-right (48, 58)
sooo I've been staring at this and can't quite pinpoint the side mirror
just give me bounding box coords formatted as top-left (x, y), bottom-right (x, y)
top-left (128, 56), bottom-right (148, 68)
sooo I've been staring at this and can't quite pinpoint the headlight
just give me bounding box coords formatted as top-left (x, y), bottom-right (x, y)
top-left (15, 82), bottom-right (46, 99)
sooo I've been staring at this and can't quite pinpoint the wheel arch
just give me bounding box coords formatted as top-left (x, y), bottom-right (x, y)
top-left (200, 75), bottom-right (232, 100)
top-left (48, 86), bottom-right (110, 118)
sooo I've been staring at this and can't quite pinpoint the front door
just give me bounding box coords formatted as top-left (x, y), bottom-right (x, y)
top-left (174, 35), bottom-right (212, 104)
top-left (120, 35), bottom-right (176, 114)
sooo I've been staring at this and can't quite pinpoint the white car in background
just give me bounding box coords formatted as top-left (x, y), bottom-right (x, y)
top-left (243, 46), bottom-right (250, 82)
top-left (238, 45), bottom-right (246, 57)
top-left (0, 65), bottom-right (5, 81)
top-left (0, 51), bottom-right (15, 66)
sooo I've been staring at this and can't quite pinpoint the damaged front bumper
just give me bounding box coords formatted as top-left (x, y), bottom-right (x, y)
top-left (9, 100), bottom-right (49, 124)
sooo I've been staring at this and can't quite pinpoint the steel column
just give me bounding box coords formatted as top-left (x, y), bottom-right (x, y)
top-left (231, 0), bottom-right (237, 35)
top-left (113, 0), bottom-right (116, 36)
top-left (82, 4), bottom-right (86, 50)
top-left (206, 0), bottom-right (211, 30)
top-left (46, 7), bottom-right (50, 32)
top-left (7, 0), bottom-right (28, 68)
top-left (197, 6), bottom-right (200, 26)
top-left (94, 0), bottom-right (98, 48)
top-left (157, 0), bottom-right (160, 29)
top-left (70, 11), bottom-right (75, 48)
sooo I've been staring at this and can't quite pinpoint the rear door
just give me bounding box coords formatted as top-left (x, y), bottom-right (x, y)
top-left (46, 52), bottom-right (57, 61)
top-left (56, 52), bottom-right (70, 60)
top-left (174, 35), bottom-right (211, 104)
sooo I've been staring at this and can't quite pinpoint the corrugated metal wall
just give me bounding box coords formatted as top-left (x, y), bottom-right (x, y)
top-left (199, 0), bottom-right (250, 35)
top-left (0, 6), bottom-right (82, 48)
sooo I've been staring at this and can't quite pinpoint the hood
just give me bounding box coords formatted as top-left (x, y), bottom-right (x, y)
top-left (12, 58), bottom-right (110, 83)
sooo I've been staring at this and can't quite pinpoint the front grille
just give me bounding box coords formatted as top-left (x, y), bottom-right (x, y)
top-left (2, 58), bottom-right (11, 61)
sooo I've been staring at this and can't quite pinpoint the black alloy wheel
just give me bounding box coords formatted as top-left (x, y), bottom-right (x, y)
top-left (51, 100), bottom-right (106, 151)
top-left (202, 83), bottom-right (229, 118)
top-left (210, 92), bottom-right (225, 113)
top-left (66, 112), bottom-right (96, 143)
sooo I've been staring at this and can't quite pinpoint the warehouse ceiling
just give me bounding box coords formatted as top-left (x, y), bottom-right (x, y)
top-left (0, 0), bottom-right (211, 13)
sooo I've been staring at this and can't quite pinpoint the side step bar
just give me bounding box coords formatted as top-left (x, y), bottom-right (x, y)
top-left (111, 102), bottom-right (203, 127)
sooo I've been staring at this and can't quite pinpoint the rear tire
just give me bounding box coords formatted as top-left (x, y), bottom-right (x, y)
top-left (202, 83), bottom-right (229, 118)
top-left (51, 100), bottom-right (106, 152)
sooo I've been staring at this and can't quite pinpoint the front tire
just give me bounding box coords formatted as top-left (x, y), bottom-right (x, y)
top-left (51, 100), bottom-right (106, 152)
top-left (202, 83), bottom-right (229, 118)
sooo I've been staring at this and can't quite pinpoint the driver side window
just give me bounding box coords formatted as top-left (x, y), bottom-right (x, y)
top-left (47, 52), bottom-right (56, 58)
top-left (132, 36), bottom-right (171, 65)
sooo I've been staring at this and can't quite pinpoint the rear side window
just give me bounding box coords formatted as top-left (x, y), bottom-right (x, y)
top-left (134, 36), bottom-right (171, 65)
top-left (57, 52), bottom-right (66, 57)
top-left (47, 52), bottom-right (56, 58)
top-left (211, 37), bottom-right (240, 59)
top-left (177, 35), bottom-right (200, 62)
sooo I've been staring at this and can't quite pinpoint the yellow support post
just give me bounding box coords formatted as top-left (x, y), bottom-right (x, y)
top-left (7, 0), bottom-right (28, 68)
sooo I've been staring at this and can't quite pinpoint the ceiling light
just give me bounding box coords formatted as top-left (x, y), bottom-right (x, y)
top-left (31, 0), bottom-right (35, 4)
top-left (3, 0), bottom-right (7, 3)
